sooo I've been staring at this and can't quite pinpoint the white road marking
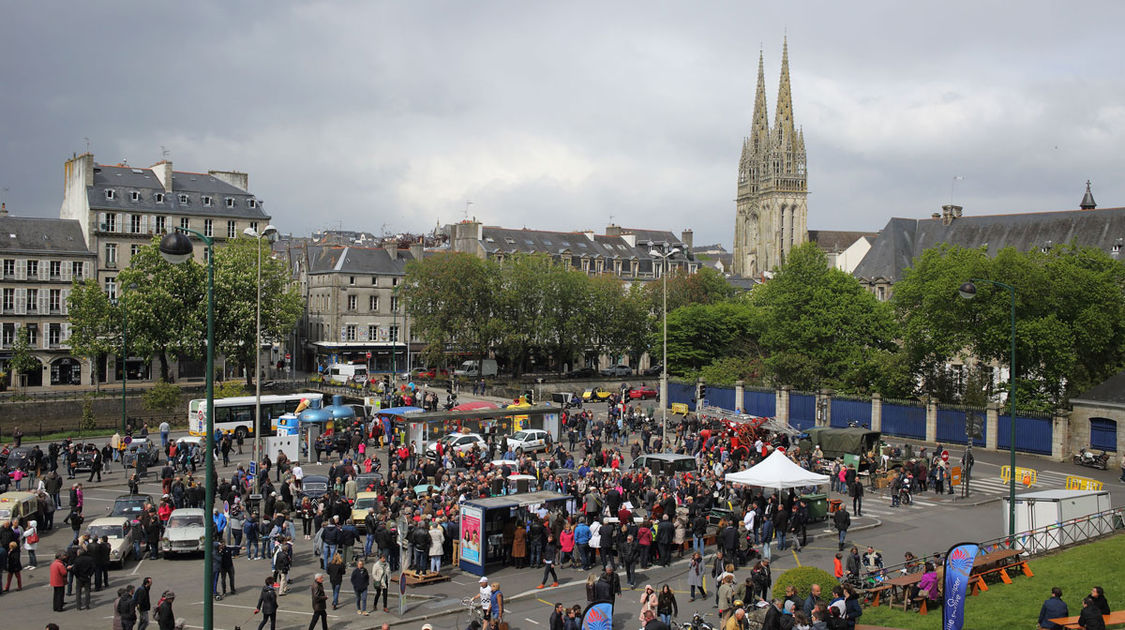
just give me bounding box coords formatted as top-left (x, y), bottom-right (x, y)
top-left (131, 558), bottom-right (144, 575)
top-left (525, 617), bottom-right (541, 624)
top-left (206, 601), bottom-right (342, 619)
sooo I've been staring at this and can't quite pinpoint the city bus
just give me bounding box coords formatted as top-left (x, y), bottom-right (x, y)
top-left (187, 392), bottom-right (324, 438)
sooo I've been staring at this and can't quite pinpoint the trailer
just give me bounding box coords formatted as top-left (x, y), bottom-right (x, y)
top-left (1002, 489), bottom-right (1113, 550)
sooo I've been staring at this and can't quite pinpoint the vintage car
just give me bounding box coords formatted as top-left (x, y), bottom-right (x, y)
top-left (87, 516), bottom-right (137, 566)
top-left (160, 508), bottom-right (207, 556)
top-left (110, 494), bottom-right (156, 519)
top-left (354, 472), bottom-right (383, 493)
top-left (581, 386), bottom-right (614, 402)
top-left (425, 432), bottom-right (486, 458)
top-left (0, 491), bottom-right (40, 527)
top-left (298, 475), bottom-right (330, 500)
top-left (71, 444), bottom-right (102, 473)
top-left (505, 429), bottom-right (552, 454)
top-left (351, 491), bottom-right (380, 531)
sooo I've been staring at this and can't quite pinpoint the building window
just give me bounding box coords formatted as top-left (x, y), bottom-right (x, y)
top-left (26, 324), bottom-right (38, 346)
top-left (49, 289), bottom-right (61, 312)
top-left (130, 191), bottom-right (140, 202)
top-left (105, 189), bottom-right (116, 200)
top-left (368, 325), bottom-right (379, 341)
top-left (130, 244), bottom-right (141, 258)
top-left (72, 261), bottom-right (84, 279)
top-left (249, 221), bottom-right (258, 232)
top-left (2, 288), bottom-right (13, 311)
top-left (349, 276), bottom-right (356, 285)
top-left (204, 219), bottom-right (213, 237)
top-left (1, 323), bottom-right (13, 346)
top-left (389, 325), bottom-right (399, 342)
top-left (26, 288), bottom-right (38, 312)
top-left (180, 217), bottom-right (190, 230)
top-left (248, 199), bottom-right (257, 208)
top-left (105, 243), bottom-right (118, 267)
top-left (369, 295), bottom-right (379, 311)
top-left (371, 276), bottom-right (378, 286)
top-left (49, 323), bottom-right (62, 346)
top-left (26, 260), bottom-right (38, 278)
top-left (347, 295), bottom-right (357, 311)
top-left (226, 220), bottom-right (236, 239)
top-left (391, 277), bottom-right (399, 287)
top-left (154, 193), bottom-right (165, 204)
top-left (105, 277), bottom-right (117, 301)
top-left (155, 216), bottom-right (166, 234)
top-left (876, 286), bottom-right (886, 301)
top-left (225, 198), bottom-right (235, 208)
top-left (178, 194), bottom-right (189, 204)
top-left (105, 213), bottom-right (117, 232)
top-left (346, 324), bottom-right (357, 341)
top-left (202, 196), bottom-right (213, 207)
top-left (130, 214), bottom-right (142, 233)
top-left (2, 259), bottom-right (14, 277)
top-left (50, 260), bottom-right (61, 278)
top-left (390, 296), bottom-right (399, 312)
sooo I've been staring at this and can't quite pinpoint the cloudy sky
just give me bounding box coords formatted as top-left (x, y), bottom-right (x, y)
top-left (2, 1), bottom-right (1123, 249)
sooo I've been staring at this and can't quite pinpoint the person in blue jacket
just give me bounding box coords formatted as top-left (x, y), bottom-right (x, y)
top-left (1038, 587), bottom-right (1070, 630)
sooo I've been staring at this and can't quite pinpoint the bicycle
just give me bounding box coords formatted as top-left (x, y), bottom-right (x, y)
top-left (460, 596), bottom-right (485, 628)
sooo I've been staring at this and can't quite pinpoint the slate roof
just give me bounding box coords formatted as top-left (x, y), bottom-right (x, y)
top-left (306, 246), bottom-right (417, 275)
top-left (1071, 369), bottom-right (1125, 409)
top-left (809, 230), bottom-right (877, 253)
top-left (476, 226), bottom-right (690, 273)
top-left (87, 164), bottom-right (270, 220)
top-left (853, 207), bottom-right (1125, 283)
top-left (0, 216), bottom-right (95, 255)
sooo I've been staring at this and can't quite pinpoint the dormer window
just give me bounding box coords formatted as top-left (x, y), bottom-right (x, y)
top-left (105, 189), bottom-right (116, 200)
top-left (130, 191), bottom-right (140, 202)
top-left (248, 199), bottom-right (257, 208)
top-left (225, 198), bottom-right (235, 208)
top-left (178, 194), bottom-right (189, 204)
top-left (154, 193), bottom-right (165, 204)
top-left (202, 196), bottom-right (213, 207)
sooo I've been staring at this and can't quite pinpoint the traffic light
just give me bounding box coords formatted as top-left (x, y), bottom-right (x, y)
top-left (699, 383), bottom-right (707, 400)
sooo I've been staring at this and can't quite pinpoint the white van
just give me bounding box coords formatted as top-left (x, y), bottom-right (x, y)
top-left (326, 363), bottom-right (368, 384)
top-left (453, 359), bottom-right (498, 377)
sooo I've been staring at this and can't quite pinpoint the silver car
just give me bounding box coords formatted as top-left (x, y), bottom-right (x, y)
top-left (86, 517), bottom-right (137, 567)
top-left (160, 508), bottom-right (207, 556)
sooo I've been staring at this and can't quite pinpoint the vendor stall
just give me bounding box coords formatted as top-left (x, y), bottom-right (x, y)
top-left (459, 490), bottom-right (570, 577)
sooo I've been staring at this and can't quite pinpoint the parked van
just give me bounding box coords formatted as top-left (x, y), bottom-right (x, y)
top-left (325, 363), bottom-right (368, 385)
top-left (629, 453), bottom-right (698, 476)
top-left (0, 491), bottom-right (40, 527)
top-left (453, 359), bottom-right (498, 377)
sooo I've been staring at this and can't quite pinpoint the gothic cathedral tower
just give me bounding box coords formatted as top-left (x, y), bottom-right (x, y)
top-left (733, 39), bottom-right (808, 278)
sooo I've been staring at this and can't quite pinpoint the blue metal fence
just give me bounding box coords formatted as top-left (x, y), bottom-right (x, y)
top-left (830, 397), bottom-right (872, 428)
top-left (790, 392), bottom-right (816, 430)
top-left (882, 401), bottom-right (926, 439)
top-left (744, 388), bottom-right (776, 417)
top-left (997, 413), bottom-right (1053, 455)
top-left (707, 386), bottom-right (737, 412)
top-left (667, 381), bottom-right (696, 411)
top-left (1090, 417), bottom-right (1117, 452)
top-left (936, 407), bottom-right (987, 447)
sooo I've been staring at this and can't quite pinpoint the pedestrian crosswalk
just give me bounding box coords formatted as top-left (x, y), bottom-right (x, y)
top-left (958, 468), bottom-right (1072, 497)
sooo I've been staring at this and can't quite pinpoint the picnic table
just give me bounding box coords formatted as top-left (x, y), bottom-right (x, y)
top-left (966, 548), bottom-right (1032, 595)
top-left (866, 572), bottom-right (923, 609)
top-left (1050, 610), bottom-right (1125, 629)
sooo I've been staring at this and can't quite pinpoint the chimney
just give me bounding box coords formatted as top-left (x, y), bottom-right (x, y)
top-left (409, 241), bottom-right (424, 261)
top-left (208, 169), bottom-right (249, 191)
top-left (941, 204), bottom-right (962, 226)
top-left (582, 230), bottom-right (595, 241)
top-left (605, 224), bottom-right (621, 237)
top-left (151, 160), bottom-right (174, 192)
top-left (383, 240), bottom-right (398, 260)
top-left (681, 229), bottom-right (694, 250)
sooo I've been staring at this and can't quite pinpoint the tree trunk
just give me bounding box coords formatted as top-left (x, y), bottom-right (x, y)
top-left (158, 351), bottom-right (170, 382)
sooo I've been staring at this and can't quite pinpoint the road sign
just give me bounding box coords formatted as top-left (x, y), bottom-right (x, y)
top-left (248, 461), bottom-right (257, 481)
top-left (1000, 465), bottom-right (1037, 486)
top-left (398, 570), bottom-right (407, 616)
top-left (285, 353), bottom-right (291, 360)
top-left (366, 351), bottom-right (372, 359)
top-left (1065, 475), bottom-right (1104, 491)
top-left (941, 450), bottom-right (949, 462)
top-left (950, 466), bottom-right (962, 486)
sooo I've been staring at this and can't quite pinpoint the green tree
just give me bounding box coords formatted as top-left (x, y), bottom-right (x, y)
top-left (644, 266), bottom-right (735, 313)
top-left (66, 278), bottom-right (117, 389)
top-left (8, 325), bottom-right (38, 390)
top-left (495, 254), bottom-right (553, 376)
top-left (116, 238), bottom-right (206, 381)
top-left (752, 243), bottom-right (899, 391)
top-left (662, 301), bottom-right (759, 375)
top-left (404, 252), bottom-right (501, 368)
top-left (210, 238), bottom-right (304, 386)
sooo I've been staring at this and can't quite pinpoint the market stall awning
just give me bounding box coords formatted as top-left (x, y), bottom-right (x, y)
top-left (724, 449), bottom-right (830, 489)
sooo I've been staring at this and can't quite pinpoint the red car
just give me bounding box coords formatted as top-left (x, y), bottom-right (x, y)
top-left (628, 386), bottom-right (659, 400)
top-left (415, 367), bottom-right (449, 380)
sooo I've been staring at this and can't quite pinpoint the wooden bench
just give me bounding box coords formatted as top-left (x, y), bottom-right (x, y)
top-left (969, 558), bottom-right (1033, 595)
top-left (1050, 610), bottom-right (1125, 629)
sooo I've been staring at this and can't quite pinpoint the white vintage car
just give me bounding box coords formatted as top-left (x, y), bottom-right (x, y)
top-left (86, 516), bottom-right (137, 567)
top-left (160, 508), bottom-right (207, 556)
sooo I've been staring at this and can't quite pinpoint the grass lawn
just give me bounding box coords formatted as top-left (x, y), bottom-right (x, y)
top-left (861, 532), bottom-right (1125, 630)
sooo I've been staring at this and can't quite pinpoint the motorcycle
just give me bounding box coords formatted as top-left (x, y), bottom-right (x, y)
top-left (679, 613), bottom-right (716, 630)
top-left (1073, 447), bottom-right (1109, 471)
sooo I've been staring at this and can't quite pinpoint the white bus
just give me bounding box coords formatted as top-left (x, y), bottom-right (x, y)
top-left (187, 392), bottom-right (324, 438)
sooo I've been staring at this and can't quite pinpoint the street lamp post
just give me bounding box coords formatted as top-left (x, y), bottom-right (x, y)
top-left (959, 278), bottom-right (1017, 542)
top-left (648, 245), bottom-right (680, 450)
top-left (243, 224), bottom-right (277, 521)
top-left (119, 281), bottom-right (138, 435)
top-left (159, 228), bottom-right (216, 628)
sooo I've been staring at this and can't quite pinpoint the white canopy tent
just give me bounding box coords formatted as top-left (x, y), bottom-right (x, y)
top-left (724, 449), bottom-right (831, 489)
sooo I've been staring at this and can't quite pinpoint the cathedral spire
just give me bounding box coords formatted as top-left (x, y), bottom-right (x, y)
top-left (751, 49), bottom-right (770, 152)
top-left (774, 36), bottom-right (796, 146)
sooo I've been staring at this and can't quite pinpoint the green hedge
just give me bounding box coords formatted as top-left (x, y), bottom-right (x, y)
top-left (772, 566), bottom-right (836, 601)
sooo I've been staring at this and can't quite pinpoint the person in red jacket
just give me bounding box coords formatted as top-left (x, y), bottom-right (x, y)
top-left (50, 551), bottom-right (68, 611)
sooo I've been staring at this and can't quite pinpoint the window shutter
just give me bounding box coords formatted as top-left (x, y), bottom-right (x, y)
top-left (61, 288), bottom-right (69, 315)
top-left (61, 261), bottom-right (71, 282)
top-left (39, 292), bottom-right (48, 314)
top-left (142, 215), bottom-right (150, 234)
top-left (14, 288), bottom-right (25, 314)
top-left (14, 259), bottom-right (26, 281)
top-left (63, 323), bottom-right (70, 344)
top-left (98, 212), bottom-right (106, 231)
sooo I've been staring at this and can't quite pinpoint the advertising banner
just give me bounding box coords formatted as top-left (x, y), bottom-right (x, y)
top-left (460, 505), bottom-right (483, 565)
top-left (942, 541), bottom-right (980, 630)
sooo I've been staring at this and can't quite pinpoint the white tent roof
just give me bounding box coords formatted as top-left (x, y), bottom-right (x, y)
top-left (724, 449), bottom-right (831, 490)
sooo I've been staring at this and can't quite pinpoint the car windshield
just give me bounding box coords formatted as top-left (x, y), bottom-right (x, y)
top-left (111, 499), bottom-right (147, 516)
top-left (89, 525), bottom-right (124, 539)
top-left (354, 497), bottom-right (378, 510)
top-left (168, 514), bottom-right (205, 528)
top-left (303, 481), bottom-right (328, 491)
top-left (439, 434), bottom-right (464, 446)
top-left (0, 509), bottom-right (11, 520)
top-left (512, 431), bottom-right (530, 441)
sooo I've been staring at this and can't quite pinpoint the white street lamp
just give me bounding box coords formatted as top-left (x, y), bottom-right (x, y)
top-left (243, 224), bottom-right (277, 517)
top-left (649, 245), bottom-right (680, 451)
